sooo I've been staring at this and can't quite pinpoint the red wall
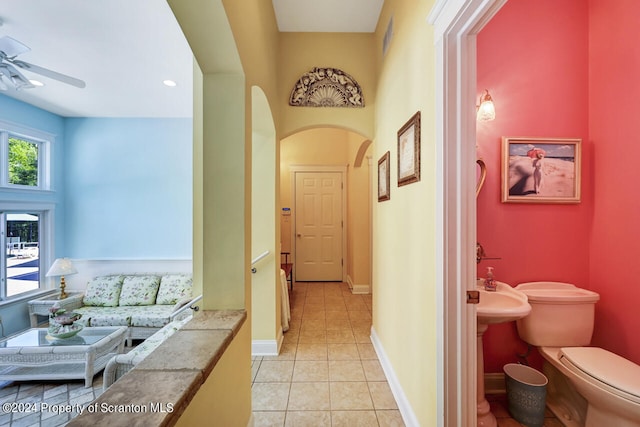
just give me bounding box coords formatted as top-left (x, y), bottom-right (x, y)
top-left (588, 0), bottom-right (640, 365)
top-left (477, 0), bottom-right (590, 372)
top-left (478, 0), bottom-right (640, 372)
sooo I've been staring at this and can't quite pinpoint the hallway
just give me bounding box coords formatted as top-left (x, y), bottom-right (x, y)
top-left (251, 282), bottom-right (404, 426)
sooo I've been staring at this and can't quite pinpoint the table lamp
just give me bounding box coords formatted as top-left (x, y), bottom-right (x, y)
top-left (46, 258), bottom-right (78, 299)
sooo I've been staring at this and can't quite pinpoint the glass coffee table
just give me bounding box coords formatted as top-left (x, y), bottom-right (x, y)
top-left (0, 326), bottom-right (127, 387)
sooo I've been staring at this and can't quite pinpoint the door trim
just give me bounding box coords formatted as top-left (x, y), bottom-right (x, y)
top-left (428, 0), bottom-right (506, 425)
top-left (290, 165), bottom-right (347, 283)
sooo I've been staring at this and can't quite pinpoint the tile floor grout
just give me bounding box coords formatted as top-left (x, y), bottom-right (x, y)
top-left (1, 281), bottom-right (562, 426)
top-left (251, 281), bottom-right (404, 427)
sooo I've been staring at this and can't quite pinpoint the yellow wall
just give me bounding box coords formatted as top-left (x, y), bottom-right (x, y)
top-left (174, 0), bottom-right (438, 423)
top-left (346, 135), bottom-right (372, 289)
top-left (372, 0), bottom-right (437, 424)
top-left (280, 129), bottom-right (371, 289)
top-left (170, 0), bottom-right (280, 424)
top-left (174, 322), bottom-right (252, 427)
top-left (278, 33), bottom-right (376, 138)
top-left (251, 86), bottom-right (280, 343)
top-left (276, 30), bottom-right (377, 290)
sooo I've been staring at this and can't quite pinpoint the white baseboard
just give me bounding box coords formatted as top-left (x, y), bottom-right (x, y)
top-left (370, 327), bottom-right (419, 427)
top-left (346, 275), bottom-right (370, 294)
top-left (252, 327), bottom-right (284, 356)
top-left (251, 340), bottom-right (279, 356)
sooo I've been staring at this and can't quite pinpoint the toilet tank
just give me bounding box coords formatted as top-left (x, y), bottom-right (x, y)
top-left (515, 282), bottom-right (600, 347)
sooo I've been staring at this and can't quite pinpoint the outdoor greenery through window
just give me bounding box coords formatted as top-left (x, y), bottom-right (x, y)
top-left (1, 122), bottom-right (51, 190)
top-left (9, 137), bottom-right (39, 187)
top-left (1, 122), bottom-right (52, 299)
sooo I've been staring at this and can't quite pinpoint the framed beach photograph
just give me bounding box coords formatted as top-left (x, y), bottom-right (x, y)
top-left (378, 151), bottom-right (391, 202)
top-left (501, 137), bottom-right (582, 204)
top-left (397, 111), bottom-right (421, 186)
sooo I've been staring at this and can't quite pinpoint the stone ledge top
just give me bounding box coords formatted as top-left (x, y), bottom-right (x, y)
top-left (67, 309), bottom-right (246, 427)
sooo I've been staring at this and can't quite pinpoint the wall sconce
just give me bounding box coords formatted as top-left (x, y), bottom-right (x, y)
top-left (476, 89), bottom-right (496, 121)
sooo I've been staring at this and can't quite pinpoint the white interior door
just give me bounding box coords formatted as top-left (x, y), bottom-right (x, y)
top-left (294, 171), bottom-right (343, 281)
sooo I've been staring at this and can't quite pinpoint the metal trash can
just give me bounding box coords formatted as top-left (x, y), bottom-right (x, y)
top-left (504, 363), bottom-right (548, 427)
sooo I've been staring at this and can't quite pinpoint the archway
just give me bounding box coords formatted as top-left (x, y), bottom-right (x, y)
top-left (280, 128), bottom-right (372, 294)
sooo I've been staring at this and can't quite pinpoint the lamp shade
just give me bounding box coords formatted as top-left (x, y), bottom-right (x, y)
top-left (46, 258), bottom-right (78, 277)
top-left (476, 89), bottom-right (496, 122)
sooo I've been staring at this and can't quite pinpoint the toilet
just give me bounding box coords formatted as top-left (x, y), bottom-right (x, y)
top-left (515, 281), bottom-right (640, 427)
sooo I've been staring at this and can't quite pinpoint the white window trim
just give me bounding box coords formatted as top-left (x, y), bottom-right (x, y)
top-left (0, 202), bottom-right (55, 302)
top-left (0, 119), bottom-right (54, 191)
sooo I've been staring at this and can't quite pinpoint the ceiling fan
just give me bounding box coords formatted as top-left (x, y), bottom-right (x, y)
top-left (0, 35), bottom-right (86, 91)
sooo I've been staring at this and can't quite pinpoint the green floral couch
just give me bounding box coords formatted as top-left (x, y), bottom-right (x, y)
top-left (69, 274), bottom-right (201, 344)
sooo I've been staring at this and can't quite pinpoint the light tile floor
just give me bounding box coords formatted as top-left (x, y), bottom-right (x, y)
top-left (252, 282), bottom-right (405, 427)
top-left (0, 281), bottom-right (562, 426)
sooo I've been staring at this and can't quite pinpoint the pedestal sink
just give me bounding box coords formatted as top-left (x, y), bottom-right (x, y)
top-left (476, 280), bottom-right (531, 427)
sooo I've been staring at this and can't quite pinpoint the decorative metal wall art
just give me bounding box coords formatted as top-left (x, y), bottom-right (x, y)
top-left (289, 67), bottom-right (364, 108)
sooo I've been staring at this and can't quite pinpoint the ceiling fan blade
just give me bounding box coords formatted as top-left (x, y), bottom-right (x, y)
top-left (0, 36), bottom-right (31, 58)
top-left (0, 63), bottom-right (34, 89)
top-left (12, 60), bottom-right (86, 88)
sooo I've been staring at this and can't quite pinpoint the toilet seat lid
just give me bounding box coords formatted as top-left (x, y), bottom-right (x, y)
top-left (560, 347), bottom-right (640, 400)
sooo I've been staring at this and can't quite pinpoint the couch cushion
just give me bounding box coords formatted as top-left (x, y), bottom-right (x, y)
top-left (129, 305), bottom-right (178, 328)
top-left (156, 274), bottom-right (193, 305)
top-left (118, 275), bottom-right (161, 306)
top-left (83, 275), bottom-right (124, 307)
top-left (74, 306), bottom-right (137, 327)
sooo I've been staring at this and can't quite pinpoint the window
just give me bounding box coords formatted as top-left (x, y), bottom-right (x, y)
top-left (1, 212), bottom-right (41, 298)
top-left (0, 120), bottom-right (54, 300)
top-left (1, 121), bottom-right (51, 190)
top-left (9, 137), bottom-right (39, 187)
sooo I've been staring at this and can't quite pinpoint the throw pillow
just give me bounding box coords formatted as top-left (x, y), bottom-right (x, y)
top-left (156, 274), bottom-right (193, 305)
top-left (119, 275), bottom-right (161, 306)
top-left (83, 275), bottom-right (124, 307)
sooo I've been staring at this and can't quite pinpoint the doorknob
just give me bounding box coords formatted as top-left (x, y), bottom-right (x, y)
top-left (297, 233), bottom-right (302, 237)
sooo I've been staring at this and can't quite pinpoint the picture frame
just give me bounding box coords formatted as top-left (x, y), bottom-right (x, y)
top-left (397, 111), bottom-right (421, 186)
top-left (501, 137), bottom-right (582, 204)
top-left (378, 151), bottom-right (391, 202)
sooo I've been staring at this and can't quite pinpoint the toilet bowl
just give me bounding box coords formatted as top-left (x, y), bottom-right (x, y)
top-left (540, 346), bottom-right (640, 426)
top-left (515, 282), bottom-right (640, 427)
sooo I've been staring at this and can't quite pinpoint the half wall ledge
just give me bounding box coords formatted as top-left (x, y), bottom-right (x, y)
top-left (67, 310), bottom-right (247, 427)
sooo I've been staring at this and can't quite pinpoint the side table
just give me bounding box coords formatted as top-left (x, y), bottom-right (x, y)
top-left (28, 292), bottom-right (84, 327)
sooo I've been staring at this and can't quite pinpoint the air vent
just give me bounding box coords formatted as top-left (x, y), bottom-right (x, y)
top-left (383, 16), bottom-right (393, 56)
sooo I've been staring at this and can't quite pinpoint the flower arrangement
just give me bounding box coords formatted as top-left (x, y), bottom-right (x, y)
top-left (48, 305), bottom-right (83, 338)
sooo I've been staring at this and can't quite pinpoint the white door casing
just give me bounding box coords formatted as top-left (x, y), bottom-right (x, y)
top-left (291, 166), bottom-right (347, 282)
top-left (428, 0), bottom-right (506, 426)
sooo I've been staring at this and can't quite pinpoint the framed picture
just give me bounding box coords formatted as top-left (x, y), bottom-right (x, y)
top-left (378, 151), bottom-right (391, 202)
top-left (397, 111), bottom-right (421, 186)
top-left (501, 137), bottom-right (582, 204)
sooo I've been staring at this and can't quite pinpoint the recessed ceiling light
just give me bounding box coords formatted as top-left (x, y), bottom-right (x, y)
top-left (29, 80), bottom-right (44, 87)
top-left (163, 80), bottom-right (177, 87)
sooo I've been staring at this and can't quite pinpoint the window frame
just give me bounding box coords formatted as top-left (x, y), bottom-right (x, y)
top-left (0, 118), bottom-right (55, 303)
top-left (0, 120), bottom-right (53, 191)
top-left (0, 204), bottom-right (55, 302)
